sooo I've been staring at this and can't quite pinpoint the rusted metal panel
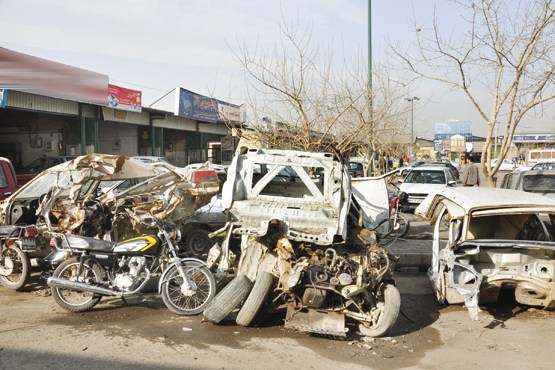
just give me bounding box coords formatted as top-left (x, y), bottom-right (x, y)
top-left (6, 90), bottom-right (79, 115)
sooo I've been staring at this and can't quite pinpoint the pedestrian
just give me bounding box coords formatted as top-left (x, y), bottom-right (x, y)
top-left (387, 156), bottom-right (393, 171)
top-left (399, 157), bottom-right (404, 168)
top-left (461, 155), bottom-right (480, 187)
top-left (377, 154), bottom-right (386, 175)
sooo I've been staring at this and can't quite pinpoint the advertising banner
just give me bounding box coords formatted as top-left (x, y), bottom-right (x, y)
top-left (175, 88), bottom-right (219, 123)
top-left (0, 88), bottom-right (6, 108)
top-left (218, 101), bottom-right (241, 124)
top-left (108, 84), bottom-right (142, 112)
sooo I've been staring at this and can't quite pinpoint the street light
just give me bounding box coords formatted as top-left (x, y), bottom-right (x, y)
top-left (405, 96), bottom-right (419, 153)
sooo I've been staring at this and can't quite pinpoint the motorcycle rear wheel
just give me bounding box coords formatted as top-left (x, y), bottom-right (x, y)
top-left (358, 284), bottom-right (401, 337)
top-left (161, 261), bottom-right (216, 315)
top-left (51, 257), bottom-right (102, 313)
top-left (0, 245), bottom-right (31, 291)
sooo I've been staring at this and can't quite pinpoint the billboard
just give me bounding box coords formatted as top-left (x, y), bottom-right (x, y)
top-left (0, 47), bottom-right (108, 105)
top-left (174, 87), bottom-right (240, 124)
top-left (0, 88), bottom-right (6, 108)
top-left (108, 84), bottom-right (142, 112)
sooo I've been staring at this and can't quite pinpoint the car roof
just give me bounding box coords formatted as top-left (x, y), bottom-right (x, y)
top-left (419, 187), bottom-right (555, 213)
top-left (409, 166), bottom-right (449, 172)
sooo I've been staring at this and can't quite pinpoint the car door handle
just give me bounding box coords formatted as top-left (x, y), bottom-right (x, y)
top-left (3, 192), bottom-right (12, 196)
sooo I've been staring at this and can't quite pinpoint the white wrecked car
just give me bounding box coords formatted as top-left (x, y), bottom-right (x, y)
top-left (203, 148), bottom-right (399, 338)
top-left (416, 187), bottom-right (555, 320)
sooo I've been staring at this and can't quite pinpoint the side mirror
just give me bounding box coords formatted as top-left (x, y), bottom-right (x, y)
top-left (448, 180), bottom-right (456, 186)
top-left (397, 179), bottom-right (404, 184)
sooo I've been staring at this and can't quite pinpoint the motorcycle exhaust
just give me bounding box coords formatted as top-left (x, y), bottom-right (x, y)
top-left (47, 277), bottom-right (118, 296)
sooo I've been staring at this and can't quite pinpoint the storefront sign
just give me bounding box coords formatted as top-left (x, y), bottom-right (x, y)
top-left (0, 88), bottom-right (6, 108)
top-left (108, 84), bottom-right (142, 112)
top-left (218, 101), bottom-right (241, 124)
top-left (175, 88), bottom-right (219, 123)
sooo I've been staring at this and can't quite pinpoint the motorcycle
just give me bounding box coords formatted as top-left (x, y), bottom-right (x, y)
top-left (0, 224), bottom-right (44, 290)
top-left (47, 217), bottom-right (216, 315)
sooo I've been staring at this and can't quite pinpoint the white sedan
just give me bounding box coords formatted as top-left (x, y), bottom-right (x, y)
top-left (491, 158), bottom-right (517, 171)
top-left (399, 166), bottom-right (457, 209)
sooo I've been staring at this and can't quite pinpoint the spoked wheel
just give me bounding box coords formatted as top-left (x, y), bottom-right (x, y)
top-left (358, 284), bottom-right (401, 337)
top-left (161, 261), bottom-right (216, 315)
top-left (0, 245), bottom-right (31, 291)
top-left (388, 212), bottom-right (410, 239)
top-left (51, 257), bottom-right (102, 313)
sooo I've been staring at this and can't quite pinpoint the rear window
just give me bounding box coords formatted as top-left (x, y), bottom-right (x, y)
top-left (522, 174), bottom-right (555, 194)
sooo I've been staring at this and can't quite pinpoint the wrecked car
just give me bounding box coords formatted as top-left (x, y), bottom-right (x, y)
top-left (203, 148), bottom-right (400, 338)
top-left (416, 187), bottom-right (555, 320)
top-left (0, 154), bottom-right (220, 290)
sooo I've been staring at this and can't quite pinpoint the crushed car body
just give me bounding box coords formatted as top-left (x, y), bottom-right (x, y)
top-left (204, 148), bottom-right (400, 338)
top-left (1, 154), bottom-right (220, 242)
top-left (416, 187), bottom-right (555, 320)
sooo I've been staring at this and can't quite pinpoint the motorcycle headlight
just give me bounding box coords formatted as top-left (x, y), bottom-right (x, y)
top-left (172, 229), bottom-right (182, 243)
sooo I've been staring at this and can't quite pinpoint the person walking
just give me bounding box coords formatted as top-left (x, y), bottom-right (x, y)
top-left (461, 155), bottom-right (480, 187)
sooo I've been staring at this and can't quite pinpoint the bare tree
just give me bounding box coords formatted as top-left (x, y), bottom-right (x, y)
top-left (231, 17), bottom-right (411, 164)
top-left (394, 0), bottom-right (555, 186)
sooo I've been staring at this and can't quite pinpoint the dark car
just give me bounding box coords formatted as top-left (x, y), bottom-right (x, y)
top-left (16, 156), bottom-right (76, 186)
top-left (347, 161), bottom-right (365, 178)
top-left (531, 162), bottom-right (555, 171)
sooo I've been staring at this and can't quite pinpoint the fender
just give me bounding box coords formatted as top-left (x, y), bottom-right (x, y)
top-left (158, 257), bottom-right (207, 293)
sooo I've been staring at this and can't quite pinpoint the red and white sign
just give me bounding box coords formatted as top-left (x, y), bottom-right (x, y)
top-left (108, 84), bottom-right (142, 112)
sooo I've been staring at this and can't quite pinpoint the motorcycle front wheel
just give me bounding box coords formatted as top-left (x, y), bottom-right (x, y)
top-left (51, 257), bottom-right (102, 313)
top-left (161, 261), bottom-right (216, 315)
top-left (358, 283), bottom-right (401, 337)
top-left (388, 212), bottom-right (410, 239)
top-left (0, 245), bottom-right (31, 291)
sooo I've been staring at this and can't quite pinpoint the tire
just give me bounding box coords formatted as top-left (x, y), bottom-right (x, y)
top-left (358, 284), bottom-right (401, 337)
top-left (184, 229), bottom-right (213, 256)
top-left (51, 257), bottom-right (102, 313)
top-left (0, 245), bottom-right (31, 291)
top-left (203, 274), bottom-right (253, 324)
top-left (236, 271), bottom-right (275, 326)
top-left (388, 212), bottom-right (410, 239)
top-left (161, 261), bottom-right (217, 315)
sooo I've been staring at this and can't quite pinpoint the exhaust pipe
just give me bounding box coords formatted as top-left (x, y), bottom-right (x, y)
top-left (47, 277), bottom-right (119, 296)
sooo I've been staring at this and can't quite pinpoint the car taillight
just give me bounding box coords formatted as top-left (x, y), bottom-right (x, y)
top-left (24, 227), bottom-right (38, 237)
top-left (192, 170), bottom-right (218, 183)
top-left (6, 239), bottom-right (15, 247)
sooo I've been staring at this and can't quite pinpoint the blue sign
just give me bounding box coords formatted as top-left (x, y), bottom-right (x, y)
top-left (513, 134), bottom-right (555, 143)
top-left (175, 88), bottom-right (220, 123)
top-left (0, 88), bottom-right (6, 108)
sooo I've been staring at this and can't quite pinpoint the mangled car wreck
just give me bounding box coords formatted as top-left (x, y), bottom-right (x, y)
top-left (416, 187), bottom-right (555, 320)
top-left (203, 148), bottom-right (400, 337)
top-left (0, 154), bottom-right (220, 291)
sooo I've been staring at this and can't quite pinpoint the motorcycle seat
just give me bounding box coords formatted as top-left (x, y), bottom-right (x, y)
top-left (65, 235), bottom-right (116, 252)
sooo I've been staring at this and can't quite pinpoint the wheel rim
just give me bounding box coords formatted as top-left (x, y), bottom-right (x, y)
top-left (1, 248), bottom-right (24, 283)
top-left (164, 266), bottom-right (213, 312)
top-left (190, 234), bottom-right (212, 254)
top-left (56, 263), bottom-right (98, 307)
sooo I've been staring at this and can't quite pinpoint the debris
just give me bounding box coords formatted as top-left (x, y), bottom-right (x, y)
top-left (362, 337), bottom-right (376, 344)
top-left (182, 327), bottom-right (192, 332)
top-left (363, 344), bottom-right (373, 350)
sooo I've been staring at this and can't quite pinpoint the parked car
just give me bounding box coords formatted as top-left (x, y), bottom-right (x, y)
top-left (531, 162), bottom-right (555, 171)
top-left (0, 157), bottom-right (18, 201)
top-left (400, 160), bottom-right (429, 177)
top-left (346, 160), bottom-right (365, 178)
top-left (15, 156), bottom-right (76, 186)
top-left (413, 161), bottom-right (459, 179)
top-left (491, 158), bottom-right (517, 171)
top-left (500, 169), bottom-right (555, 199)
top-left (416, 187), bottom-right (555, 320)
top-left (398, 167), bottom-right (457, 210)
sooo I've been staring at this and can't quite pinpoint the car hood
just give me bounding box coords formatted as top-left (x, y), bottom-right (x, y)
top-left (399, 182), bottom-right (446, 193)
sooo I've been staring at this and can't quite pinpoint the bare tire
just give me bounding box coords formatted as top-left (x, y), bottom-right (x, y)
top-left (203, 274), bottom-right (253, 324)
top-left (51, 257), bottom-right (102, 313)
top-left (161, 261), bottom-right (216, 315)
top-left (0, 245), bottom-right (31, 291)
top-left (358, 284), bottom-right (401, 337)
top-left (236, 271), bottom-right (275, 326)
top-left (184, 229), bottom-right (213, 256)
top-left (388, 213), bottom-right (410, 239)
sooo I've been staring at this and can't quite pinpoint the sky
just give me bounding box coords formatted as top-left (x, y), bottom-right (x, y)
top-left (0, 0), bottom-right (553, 139)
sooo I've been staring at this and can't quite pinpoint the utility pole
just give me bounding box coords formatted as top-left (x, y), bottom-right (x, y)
top-left (405, 96), bottom-right (419, 155)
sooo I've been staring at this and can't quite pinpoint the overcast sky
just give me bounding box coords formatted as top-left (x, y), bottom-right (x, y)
top-left (1, 0), bottom-right (553, 138)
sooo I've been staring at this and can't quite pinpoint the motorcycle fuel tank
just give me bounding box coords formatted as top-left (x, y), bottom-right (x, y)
top-left (113, 236), bottom-right (161, 255)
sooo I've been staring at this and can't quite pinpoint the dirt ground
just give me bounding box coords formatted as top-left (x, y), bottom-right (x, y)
top-left (1, 268), bottom-right (554, 370)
